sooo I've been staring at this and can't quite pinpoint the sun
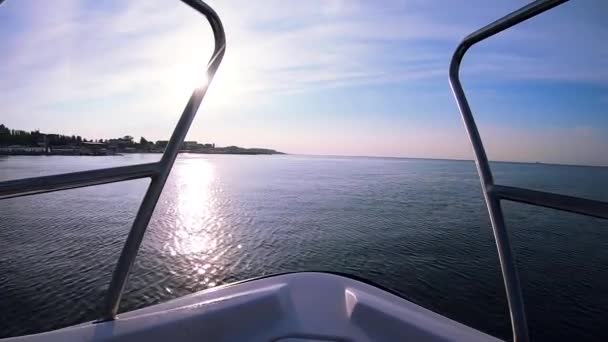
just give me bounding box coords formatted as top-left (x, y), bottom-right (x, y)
top-left (162, 44), bottom-right (245, 114)
top-left (162, 61), bottom-right (211, 109)
top-left (174, 65), bottom-right (209, 91)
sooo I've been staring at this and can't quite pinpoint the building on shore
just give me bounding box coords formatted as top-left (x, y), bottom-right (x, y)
top-left (80, 142), bottom-right (110, 155)
top-left (49, 146), bottom-right (80, 155)
top-left (155, 140), bottom-right (169, 149)
top-left (180, 141), bottom-right (216, 151)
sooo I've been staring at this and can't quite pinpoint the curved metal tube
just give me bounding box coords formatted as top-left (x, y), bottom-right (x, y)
top-left (0, 163), bottom-right (160, 200)
top-left (449, 0), bottom-right (568, 341)
top-left (100, 0), bottom-right (226, 320)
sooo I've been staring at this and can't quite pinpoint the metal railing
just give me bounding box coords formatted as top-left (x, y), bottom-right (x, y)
top-left (0, 0), bottom-right (226, 321)
top-left (449, 0), bottom-right (608, 341)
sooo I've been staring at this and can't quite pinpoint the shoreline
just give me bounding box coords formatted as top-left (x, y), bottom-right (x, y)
top-left (0, 150), bottom-right (285, 157)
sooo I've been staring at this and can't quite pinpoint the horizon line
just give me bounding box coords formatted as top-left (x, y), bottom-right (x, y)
top-left (285, 153), bottom-right (608, 169)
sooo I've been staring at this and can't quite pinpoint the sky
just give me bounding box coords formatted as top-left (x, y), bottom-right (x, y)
top-left (1, 0), bottom-right (607, 166)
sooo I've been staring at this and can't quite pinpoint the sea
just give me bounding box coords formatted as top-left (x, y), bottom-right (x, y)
top-left (0, 154), bottom-right (606, 340)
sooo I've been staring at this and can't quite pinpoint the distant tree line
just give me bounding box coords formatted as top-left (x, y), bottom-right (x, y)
top-left (0, 124), bottom-right (88, 146)
top-left (0, 123), bottom-right (139, 146)
top-left (0, 124), bottom-right (218, 153)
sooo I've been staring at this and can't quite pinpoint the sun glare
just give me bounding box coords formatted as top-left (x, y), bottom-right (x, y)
top-left (176, 66), bottom-right (209, 92)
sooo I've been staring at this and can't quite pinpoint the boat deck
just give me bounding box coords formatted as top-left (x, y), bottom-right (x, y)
top-left (9, 272), bottom-right (499, 342)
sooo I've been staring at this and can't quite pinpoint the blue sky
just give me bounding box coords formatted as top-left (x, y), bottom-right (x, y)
top-left (1, 0), bottom-right (607, 165)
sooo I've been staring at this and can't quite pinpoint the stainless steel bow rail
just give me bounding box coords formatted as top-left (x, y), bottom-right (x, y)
top-left (0, 0), bottom-right (225, 321)
top-left (450, 0), bottom-right (608, 341)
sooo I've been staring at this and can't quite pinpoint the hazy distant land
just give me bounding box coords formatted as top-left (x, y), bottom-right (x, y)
top-left (0, 124), bottom-right (284, 156)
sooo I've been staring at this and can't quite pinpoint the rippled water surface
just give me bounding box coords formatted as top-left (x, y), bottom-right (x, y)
top-left (1, 154), bottom-right (607, 340)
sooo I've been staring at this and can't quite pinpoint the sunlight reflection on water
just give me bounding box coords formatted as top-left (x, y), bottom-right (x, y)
top-left (161, 158), bottom-right (232, 289)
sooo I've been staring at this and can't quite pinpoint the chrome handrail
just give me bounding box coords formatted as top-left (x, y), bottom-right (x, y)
top-left (101, 0), bottom-right (226, 320)
top-left (0, 0), bottom-right (225, 321)
top-left (0, 163), bottom-right (160, 200)
top-left (450, 0), bottom-right (607, 341)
